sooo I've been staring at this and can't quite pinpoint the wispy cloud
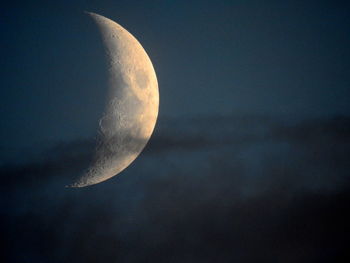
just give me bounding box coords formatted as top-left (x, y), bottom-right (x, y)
top-left (1, 115), bottom-right (349, 262)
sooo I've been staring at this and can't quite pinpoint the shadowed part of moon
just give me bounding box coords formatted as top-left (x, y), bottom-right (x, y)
top-left (68, 12), bottom-right (159, 188)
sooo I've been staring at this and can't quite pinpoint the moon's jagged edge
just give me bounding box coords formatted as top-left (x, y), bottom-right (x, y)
top-left (68, 12), bottom-right (159, 187)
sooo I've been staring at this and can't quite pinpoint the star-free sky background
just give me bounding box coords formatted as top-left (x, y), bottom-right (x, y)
top-left (1, 0), bottom-right (350, 262)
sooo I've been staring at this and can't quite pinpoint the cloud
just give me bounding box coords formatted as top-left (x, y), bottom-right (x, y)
top-left (1, 115), bottom-right (349, 262)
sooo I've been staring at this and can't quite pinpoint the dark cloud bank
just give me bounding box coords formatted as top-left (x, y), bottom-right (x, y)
top-left (1, 115), bottom-right (350, 262)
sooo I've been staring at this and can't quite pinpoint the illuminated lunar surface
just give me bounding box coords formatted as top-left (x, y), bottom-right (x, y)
top-left (69, 12), bottom-right (159, 187)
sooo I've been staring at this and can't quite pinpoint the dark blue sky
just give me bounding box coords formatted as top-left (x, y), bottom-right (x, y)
top-left (1, 0), bottom-right (350, 151)
top-left (1, 1), bottom-right (350, 262)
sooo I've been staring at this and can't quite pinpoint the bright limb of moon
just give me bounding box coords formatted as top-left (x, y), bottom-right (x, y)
top-left (69, 12), bottom-right (159, 187)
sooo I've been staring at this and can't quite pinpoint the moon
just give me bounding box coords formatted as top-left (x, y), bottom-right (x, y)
top-left (69, 12), bottom-right (159, 187)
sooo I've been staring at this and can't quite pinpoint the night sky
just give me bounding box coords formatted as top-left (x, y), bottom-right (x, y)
top-left (1, 0), bottom-right (350, 262)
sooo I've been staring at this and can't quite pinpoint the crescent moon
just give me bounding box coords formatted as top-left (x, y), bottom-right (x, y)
top-left (69, 12), bottom-right (159, 187)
